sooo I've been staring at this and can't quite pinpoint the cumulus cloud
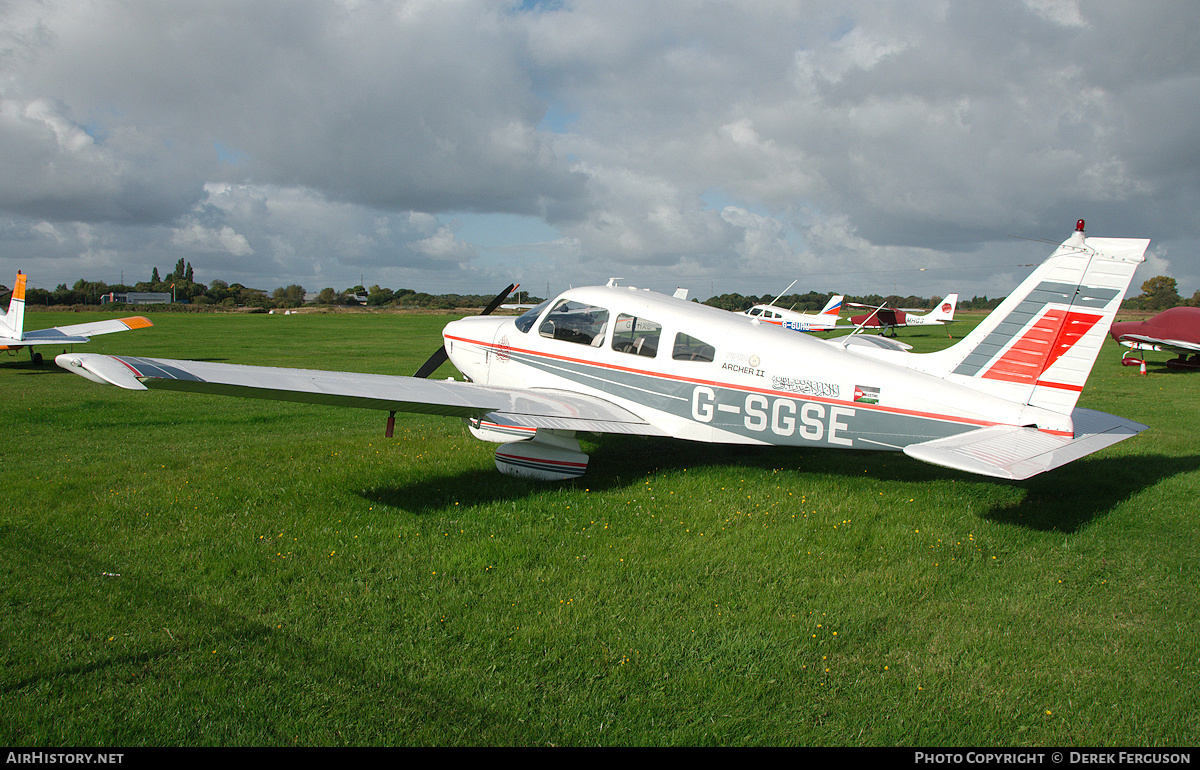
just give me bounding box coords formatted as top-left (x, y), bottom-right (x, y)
top-left (1, 0), bottom-right (1198, 296)
top-left (170, 222), bottom-right (254, 257)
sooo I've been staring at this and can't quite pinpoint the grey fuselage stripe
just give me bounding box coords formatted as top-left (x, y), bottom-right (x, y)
top-left (504, 348), bottom-right (981, 450)
top-left (953, 281), bottom-right (1118, 377)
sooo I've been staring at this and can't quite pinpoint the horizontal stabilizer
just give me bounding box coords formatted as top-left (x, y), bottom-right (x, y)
top-left (903, 407), bottom-right (1147, 480)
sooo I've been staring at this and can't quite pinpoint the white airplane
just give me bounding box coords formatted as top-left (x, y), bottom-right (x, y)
top-left (57, 221), bottom-right (1148, 482)
top-left (845, 294), bottom-right (959, 336)
top-left (742, 293), bottom-right (844, 332)
top-left (2, 272), bottom-right (153, 365)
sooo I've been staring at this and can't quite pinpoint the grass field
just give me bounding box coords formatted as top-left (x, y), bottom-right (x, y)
top-left (2, 308), bottom-right (1198, 747)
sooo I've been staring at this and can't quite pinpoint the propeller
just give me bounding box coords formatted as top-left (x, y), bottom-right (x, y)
top-left (389, 283), bottom-right (517, 438)
top-left (412, 282), bottom-right (518, 379)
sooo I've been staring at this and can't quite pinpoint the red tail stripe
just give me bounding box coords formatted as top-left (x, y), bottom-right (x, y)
top-left (983, 309), bottom-right (1102, 384)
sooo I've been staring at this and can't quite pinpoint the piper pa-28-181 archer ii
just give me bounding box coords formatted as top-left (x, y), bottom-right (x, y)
top-left (742, 292), bottom-right (844, 332)
top-left (2, 272), bottom-right (152, 364)
top-left (57, 220), bottom-right (1148, 482)
top-left (846, 293), bottom-right (959, 336)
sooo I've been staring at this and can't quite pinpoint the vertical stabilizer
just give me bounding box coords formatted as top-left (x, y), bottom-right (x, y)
top-left (915, 222), bottom-right (1148, 415)
top-left (2, 272), bottom-right (26, 340)
top-left (930, 293), bottom-right (957, 322)
top-left (820, 295), bottom-right (844, 317)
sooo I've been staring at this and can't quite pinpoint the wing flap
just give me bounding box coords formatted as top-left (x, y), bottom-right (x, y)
top-left (4, 332), bottom-right (92, 345)
top-left (903, 407), bottom-right (1147, 480)
top-left (56, 354), bottom-right (664, 435)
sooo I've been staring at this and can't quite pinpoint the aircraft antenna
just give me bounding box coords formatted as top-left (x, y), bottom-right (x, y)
top-left (767, 279), bottom-right (798, 307)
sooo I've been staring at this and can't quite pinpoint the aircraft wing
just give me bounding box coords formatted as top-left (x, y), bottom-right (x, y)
top-left (7, 316), bottom-right (153, 345)
top-left (1116, 333), bottom-right (1200, 356)
top-left (902, 408), bottom-right (1146, 480)
top-left (55, 353), bottom-right (666, 437)
top-left (2, 333), bottom-right (91, 346)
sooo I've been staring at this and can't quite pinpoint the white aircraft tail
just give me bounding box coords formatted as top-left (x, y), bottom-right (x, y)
top-left (915, 221), bottom-right (1148, 416)
top-left (927, 293), bottom-right (957, 322)
top-left (1, 272), bottom-right (27, 341)
top-left (820, 295), bottom-right (844, 317)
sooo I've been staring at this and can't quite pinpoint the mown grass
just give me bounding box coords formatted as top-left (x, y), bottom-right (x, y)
top-left (1, 309), bottom-right (1198, 746)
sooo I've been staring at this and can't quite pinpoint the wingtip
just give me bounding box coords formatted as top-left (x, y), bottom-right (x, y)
top-left (56, 353), bottom-right (148, 390)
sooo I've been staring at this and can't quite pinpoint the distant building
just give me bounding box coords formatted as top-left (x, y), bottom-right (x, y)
top-left (101, 292), bottom-right (172, 305)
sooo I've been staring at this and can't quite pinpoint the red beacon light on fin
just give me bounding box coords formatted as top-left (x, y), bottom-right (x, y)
top-left (1076, 219), bottom-right (1086, 232)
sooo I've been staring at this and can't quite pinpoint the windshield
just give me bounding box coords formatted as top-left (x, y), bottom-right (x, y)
top-left (514, 299), bottom-right (552, 333)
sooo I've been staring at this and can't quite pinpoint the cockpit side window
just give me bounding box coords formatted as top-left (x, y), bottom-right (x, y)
top-left (611, 314), bottom-right (661, 357)
top-left (538, 299), bottom-right (609, 346)
top-left (514, 300), bottom-right (552, 333)
top-left (672, 332), bottom-right (715, 362)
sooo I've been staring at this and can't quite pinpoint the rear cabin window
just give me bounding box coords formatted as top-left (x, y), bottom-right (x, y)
top-left (538, 299), bottom-right (609, 346)
top-left (611, 314), bottom-right (662, 358)
top-left (672, 332), bottom-right (715, 362)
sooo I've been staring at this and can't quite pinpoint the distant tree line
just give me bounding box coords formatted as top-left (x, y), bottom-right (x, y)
top-left (312, 284), bottom-right (543, 311)
top-left (703, 275), bottom-right (1200, 315)
top-left (3, 265), bottom-right (1195, 314)
top-left (1124, 276), bottom-right (1200, 311)
top-left (702, 290), bottom-right (1004, 313)
top-left (0, 260), bottom-right (544, 311)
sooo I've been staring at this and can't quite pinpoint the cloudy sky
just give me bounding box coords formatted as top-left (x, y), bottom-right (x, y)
top-left (2, 0), bottom-right (1197, 301)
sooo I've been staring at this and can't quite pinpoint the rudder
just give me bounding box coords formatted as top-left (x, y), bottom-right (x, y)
top-left (820, 295), bottom-right (844, 317)
top-left (1, 272), bottom-right (26, 340)
top-left (915, 221), bottom-right (1148, 415)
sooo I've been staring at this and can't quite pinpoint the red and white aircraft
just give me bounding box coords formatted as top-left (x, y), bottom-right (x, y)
top-left (1110, 306), bottom-right (1200, 370)
top-left (845, 294), bottom-right (958, 336)
top-left (742, 294), bottom-right (844, 332)
top-left (2, 272), bottom-right (153, 365)
top-left (57, 221), bottom-right (1148, 482)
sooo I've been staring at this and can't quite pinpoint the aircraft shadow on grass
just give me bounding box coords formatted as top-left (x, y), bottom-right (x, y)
top-left (361, 433), bottom-right (1199, 534)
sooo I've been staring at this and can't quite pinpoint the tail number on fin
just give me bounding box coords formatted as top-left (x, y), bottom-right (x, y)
top-left (691, 386), bottom-right (855, 445)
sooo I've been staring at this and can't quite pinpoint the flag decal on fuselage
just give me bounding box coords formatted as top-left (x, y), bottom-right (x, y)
top-left (854, 385), bottom-right (880, 404)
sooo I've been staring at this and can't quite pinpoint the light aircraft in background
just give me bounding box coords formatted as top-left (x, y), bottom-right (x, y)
top-left (499, 285), bottom-right (540, 311)
top-left (845, 294), bottom-right (958, 336)
top-left (1, 272), bottom-right (152, 365)
top-left (742, 293), bottom-right (844, 332)
top-left (58, 221), bottom-right (1148, 482)
top-left (1110, 306), bottom-right (1200, 370)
